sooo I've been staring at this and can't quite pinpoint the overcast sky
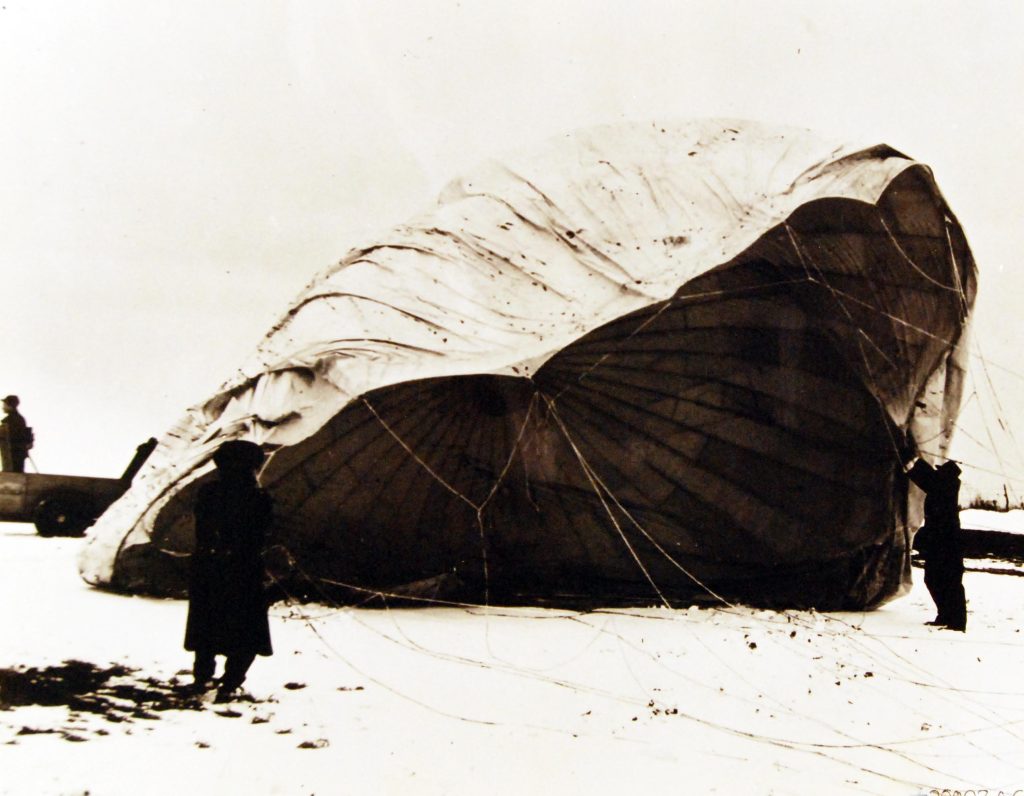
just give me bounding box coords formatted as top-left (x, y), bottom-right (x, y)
top-left (1, 0), bottom-right (1021, 499)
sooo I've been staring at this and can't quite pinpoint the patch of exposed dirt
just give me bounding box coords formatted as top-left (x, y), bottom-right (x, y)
top-left (0, 660), bottom-right (270, 741)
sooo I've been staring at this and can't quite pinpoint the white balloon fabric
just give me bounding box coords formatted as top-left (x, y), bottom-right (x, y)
top-left (80, 119), bottom-right (976, 609)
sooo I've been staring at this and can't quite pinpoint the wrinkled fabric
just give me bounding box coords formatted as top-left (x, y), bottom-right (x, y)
top-left (80, 119), bottom-right (976, 609)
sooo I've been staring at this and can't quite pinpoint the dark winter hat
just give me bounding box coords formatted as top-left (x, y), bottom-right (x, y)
top-left (212, 439), bottom-right (265, 472)
top-left (2, 395), bottom-right (19, 407)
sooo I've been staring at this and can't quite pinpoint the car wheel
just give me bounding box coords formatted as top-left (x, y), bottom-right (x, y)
top-left (34, 492), bottom-right (96, 537)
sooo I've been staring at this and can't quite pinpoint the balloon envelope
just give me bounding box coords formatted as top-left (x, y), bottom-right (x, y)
top-left (80, 119), bottom-right (976, 609)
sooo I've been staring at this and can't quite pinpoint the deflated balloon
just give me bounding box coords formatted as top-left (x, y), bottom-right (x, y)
top-left (80, 119), bottom-right (976, 610)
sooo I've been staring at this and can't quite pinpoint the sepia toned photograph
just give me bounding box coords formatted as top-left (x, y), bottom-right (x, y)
top-left (1, 2), bottom-right (1022, 793)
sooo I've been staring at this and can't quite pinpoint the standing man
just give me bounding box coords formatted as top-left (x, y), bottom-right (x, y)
top-left (184, 439), bottom-right (274, 700)
top-left (902, 435), bottom-right (967, 632)
top-left (0, 395), bottom-right (32, 473)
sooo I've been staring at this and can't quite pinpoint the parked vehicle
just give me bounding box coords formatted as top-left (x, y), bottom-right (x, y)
top-left (0, 438), bottom-right (157, 537)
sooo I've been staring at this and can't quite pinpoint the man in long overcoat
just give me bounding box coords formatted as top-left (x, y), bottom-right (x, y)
top-left (907, 457), bottom-right (967, 632)
top-left (184, 440), bottom-right (274, 699)
top-left (0, 395), bottom-right (32, 473)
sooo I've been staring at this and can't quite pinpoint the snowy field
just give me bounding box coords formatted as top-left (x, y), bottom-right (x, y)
top-left (1, 518), bottom-right (1023, 796)
top-left (961, 509), bottom-right (1024, 535)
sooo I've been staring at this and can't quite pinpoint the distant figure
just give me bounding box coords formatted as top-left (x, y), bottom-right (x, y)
top-left (0, 395), bottom-right (33, 473)
top-left (184, 440), bottom-right (274, 700)
top-left (907, 455), bottom-right (967, 632)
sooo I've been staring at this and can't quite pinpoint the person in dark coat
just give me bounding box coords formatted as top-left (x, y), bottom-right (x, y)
top-left (184, 440), bottom-right (274, 699)
top-left (906, 456), bottom-right (967, 632)
top-left (0, 395), bottom-right (32, 473)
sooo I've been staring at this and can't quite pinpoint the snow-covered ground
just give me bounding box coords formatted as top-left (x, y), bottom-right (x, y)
top-left (961, 508), bottom-right (1024, 535)
top-left (1, 517), bottom-right (1023, 796)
